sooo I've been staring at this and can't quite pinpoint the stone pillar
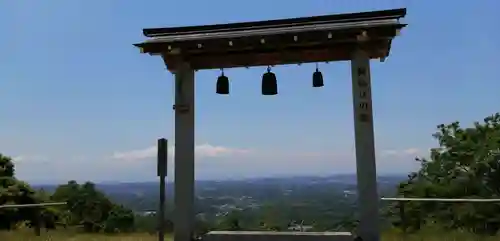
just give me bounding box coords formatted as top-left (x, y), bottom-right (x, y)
top-left (173, 62), bottom-right (196, 241)
top-left (350, 49), bottom-right (380, 241)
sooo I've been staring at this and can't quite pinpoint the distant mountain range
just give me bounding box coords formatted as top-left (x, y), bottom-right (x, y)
top-left (32, 174), bottom-right (406, 214)
top-left (33, 174), bottom-right (406, 195)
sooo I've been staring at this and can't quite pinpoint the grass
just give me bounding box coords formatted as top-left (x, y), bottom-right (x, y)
top-left (382, 231), bottom-right (500, 241)
top-left (0, 230), bottom-right (171, 241)
top-left (2, 229), bottom-right (500, 241)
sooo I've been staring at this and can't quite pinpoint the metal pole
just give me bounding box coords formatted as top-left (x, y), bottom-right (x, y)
top-left (158, 138), bottom-right (168, 241)
top-left (399, 201), bottom-right (407, 232)
top-left (159, 176), bottom-right (166, 241)
top-left (0, 202), bottom-right (67, 209)
top-left (34, 207), bottom-right (41, 236)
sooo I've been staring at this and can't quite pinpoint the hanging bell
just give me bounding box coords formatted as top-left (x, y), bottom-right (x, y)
top-left (261, 66), bottom-right (278, 95)
top-left (216, 69), bottom-right (230, 95)
top-left (312, 64), bottom-right (324, 88)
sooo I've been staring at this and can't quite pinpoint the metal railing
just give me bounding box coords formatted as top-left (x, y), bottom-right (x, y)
top-left (381, 197), bottom-right (500, 202)
top-left (0, 202), bottom-right (67, 209)
top-left (0, 202), bottom-right (67, 236)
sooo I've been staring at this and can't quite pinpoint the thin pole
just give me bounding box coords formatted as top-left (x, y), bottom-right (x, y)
top-left (157, 138), bottom-right (168, 241)
top-left (399, 201), bottom-right (407, 232)
top-left (34, 207), bottom-right (41, 236)
top-left (159, 175), bottom-right (166, 241)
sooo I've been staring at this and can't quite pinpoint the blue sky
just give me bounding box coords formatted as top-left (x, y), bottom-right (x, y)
top-left (1, 0), bottom-right (499, 183)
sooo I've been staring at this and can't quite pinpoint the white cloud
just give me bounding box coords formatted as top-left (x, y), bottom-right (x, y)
top-left (8, 145), bottom-right (428, 183)
top-left (111, 143), bottom-right (252, 161)
top-left (111, 146), bottom-right (157, 161)
top-left (381, 148), bottom-right (422, 157)
top-left (403, 148), bottom-right (420, 155)
top-left (12, 155), bottom-right (48, 163)
top-left (195, 143), bottom-right (251, 157)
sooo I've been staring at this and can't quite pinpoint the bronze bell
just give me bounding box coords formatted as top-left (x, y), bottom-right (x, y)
top-left (262, 67), bottom-right (278, 95)
top-left (312, 64), bottom-right (324, 88)
top-left (216, 70), bottom-right (229, 95)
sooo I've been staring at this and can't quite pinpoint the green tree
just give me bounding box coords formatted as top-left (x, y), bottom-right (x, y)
top-left (51, 180), bottom-right (84, 227)
top-left (388, 113), bottom-right (500, 234)
top-left (0, 154), bottom-right (15, 178)
top-left (53, 181), bottom-right (112, 232)
top-left (51, 180), bottom-right (135, 233)
top-left (103, 204), bottom-right (135, 233)
top-left (0, 154), bottom-right (41, 230)
top-left (217, 211), bottom-right (242, 231)
top-left (0, 154), bottom-right (137, 233)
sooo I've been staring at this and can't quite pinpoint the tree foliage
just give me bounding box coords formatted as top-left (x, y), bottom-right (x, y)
top-left (0, 153), bottom-right (135, 234)
top-left (0, 154), bottom-right (40, 230)
top-left (103, 204), bottom-right (135, 233)
top-left (389, 113), bottom-right (500, 234)
top-left (50, 180), bottom-right (135, 233)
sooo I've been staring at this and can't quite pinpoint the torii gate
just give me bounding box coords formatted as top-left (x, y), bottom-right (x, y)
top-left (134, 8), bottom-right (407, 241)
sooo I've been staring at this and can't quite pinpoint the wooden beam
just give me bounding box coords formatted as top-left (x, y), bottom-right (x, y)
top-left (161, 41), bottom-right (388, 70)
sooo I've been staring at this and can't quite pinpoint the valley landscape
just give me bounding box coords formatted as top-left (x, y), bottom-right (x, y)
top-left (33, 174), bottom-right (404, 231)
